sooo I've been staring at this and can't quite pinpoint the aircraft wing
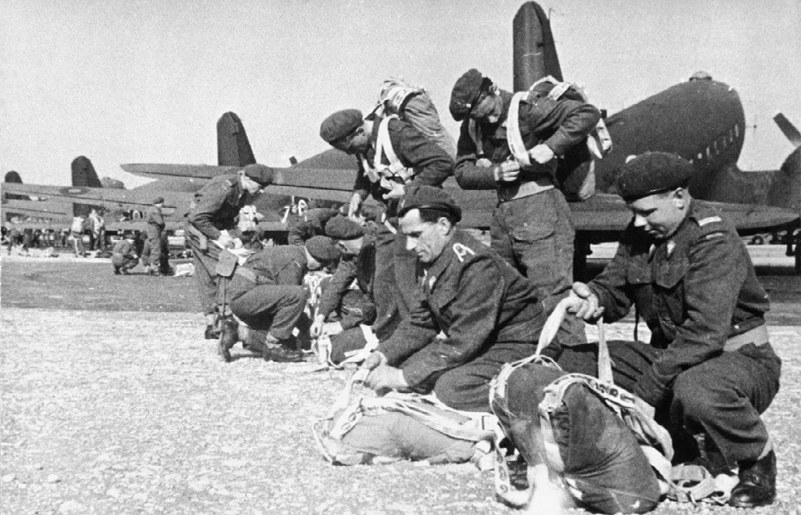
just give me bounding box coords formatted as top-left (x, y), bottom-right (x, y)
top-left (569, 193), bottom-right (799, 239)
top-left (1, 182), bottom-right (189, 216)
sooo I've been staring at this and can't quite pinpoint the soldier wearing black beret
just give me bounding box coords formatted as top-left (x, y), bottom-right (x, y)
top-left (319, 108), bottom-right (453, 219)
top-left (359, 186), bottom-right (559, 412)
top-left (566, 152), bottom-right (781, 508)
top-left (449, 68), bottom-right (602, 345)
top-left (219, 237), bottom-right (341, 363)
top-left (186, 164), bottom-right (274, 339)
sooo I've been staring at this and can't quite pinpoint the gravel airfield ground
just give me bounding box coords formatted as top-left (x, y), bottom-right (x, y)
top-left (1, 254), bottom-right (800, 514)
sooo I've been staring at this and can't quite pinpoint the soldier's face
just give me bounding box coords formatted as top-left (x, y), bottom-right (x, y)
top-left (333, 126), bottom-right (369, 154)
top-left (628, 189), bottom-right (687, 239)
top-left (470, 92), bottom-right (503, 123)
top-left (400, 209), bottom-right (450, 264)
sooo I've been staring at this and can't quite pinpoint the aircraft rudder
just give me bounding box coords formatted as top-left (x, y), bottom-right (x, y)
top-left (513, 1), bottom-right (563, 91)
top-left (217, 111), bottom-right (257, 167)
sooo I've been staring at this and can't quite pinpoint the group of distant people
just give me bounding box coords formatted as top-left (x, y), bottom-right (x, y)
top-left (181, 72), bottom-right (780, 511)
top-left (110, 197), bottom-right (171, 275)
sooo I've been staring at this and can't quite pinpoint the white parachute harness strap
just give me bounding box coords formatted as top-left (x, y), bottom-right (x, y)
top-left (506, 91), bottom-right (532, 167)
top-left (374, 115), bottom-right (414, 182)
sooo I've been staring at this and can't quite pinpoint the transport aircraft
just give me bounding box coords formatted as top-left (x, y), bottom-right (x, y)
top-left (4, 2), bottom-right (799, 268)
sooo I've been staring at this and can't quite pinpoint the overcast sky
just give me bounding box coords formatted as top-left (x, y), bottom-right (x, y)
top-left (2, 0), bottom-right (799, 188)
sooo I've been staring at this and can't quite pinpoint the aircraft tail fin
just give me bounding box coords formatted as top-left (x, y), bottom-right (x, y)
top-left (71, 156), bottom-right (102, 188)
top-left (513, 1), bottom-right (563, 91)
top-left (767, 115), bottom-right (801, 214)
top-left (217, 112), bottom-right (257, 167)
top-left (71, 156), bottom-right (102, 217)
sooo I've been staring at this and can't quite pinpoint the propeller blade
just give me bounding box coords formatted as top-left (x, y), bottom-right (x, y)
top-left (774, 113), bottom-right (801, 148)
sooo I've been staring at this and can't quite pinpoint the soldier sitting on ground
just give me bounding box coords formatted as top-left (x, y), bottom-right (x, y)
top-left (360, 186), bottom-right (565, 412)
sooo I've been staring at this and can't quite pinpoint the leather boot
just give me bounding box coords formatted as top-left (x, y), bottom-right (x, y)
top-left (218, 318), bottom-right (239, 363)
top-left (262, 334), bottom-right (304, 363)
top-left (728, 450), bottom-right (776, 508)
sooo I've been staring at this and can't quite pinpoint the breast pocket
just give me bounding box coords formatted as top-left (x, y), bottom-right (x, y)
top-left (654, 257), bottom-right (688, 291)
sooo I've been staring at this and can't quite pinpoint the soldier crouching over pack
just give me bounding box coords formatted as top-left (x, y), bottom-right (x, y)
top-left (186, 164), bottom-right (274, 339)
top-left (565, 152), bottom-right (781, 508)
top-left (218, 235), bottom-right (341, 363)
top-left (359, 186), bottom-right (566, 412)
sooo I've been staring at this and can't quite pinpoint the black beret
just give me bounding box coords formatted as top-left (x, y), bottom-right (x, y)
top-left (152, 196), bottom-right (164, 205)
top-left (243, 164), bottom-right (274, 186)
top-left (616, 152), bottom-right (695, 201)
top-left (319, 109), bottom-right (363, 144)
top-left (305, 235), bottom-right (340, 263)
top-left (449, 69), bottom-right (485, 121)
top-left (324, 215), bottom-right (364, 240)
top-left (398, 185), bottom-right (462, 222)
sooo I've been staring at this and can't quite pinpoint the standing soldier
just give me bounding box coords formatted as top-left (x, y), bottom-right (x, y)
top-left (88, 208), bottom-right (106, 252)
top-left (186, 164), bottom-right (274, 339)
top-left (145, 197), bottom-right (166, 276)
top-left (449, 68), bottom-right (601, 340)
top-left (70, 214), bottom-right (87, 257)
top-left (319, 108), bottom-right (453, 221)
top-left (566, 152), bottom-right (781, 508)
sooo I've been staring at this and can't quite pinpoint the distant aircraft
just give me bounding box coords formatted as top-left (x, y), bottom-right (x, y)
top-left (8, 2), bottom-right (798, 268)
top-left (118, 3), bottom-right (799, 260)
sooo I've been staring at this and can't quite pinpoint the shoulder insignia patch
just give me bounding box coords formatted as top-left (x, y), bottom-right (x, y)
top-left (697, 216), bottom-right (722, 227)
top-left (453, 243), bottom-right (475, 262)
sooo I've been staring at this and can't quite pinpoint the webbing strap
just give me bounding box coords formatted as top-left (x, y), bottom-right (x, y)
top-left (506, 92), bottom-right (532, 167)
top-left (374, 116), bottom-right (414, 181)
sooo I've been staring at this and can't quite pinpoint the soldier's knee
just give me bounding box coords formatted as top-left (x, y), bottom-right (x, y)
top-left (432, 371), bottom-right (487, 412)
top-left (673, 373), bottom-right (718, 419)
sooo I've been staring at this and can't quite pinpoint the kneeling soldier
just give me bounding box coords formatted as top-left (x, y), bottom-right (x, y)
top-left (220, 236), bottom-right (340, 363)
top-left (360, 186), bottom-right (557, 412)
top-left (565, 152), bottom-right (781, 508)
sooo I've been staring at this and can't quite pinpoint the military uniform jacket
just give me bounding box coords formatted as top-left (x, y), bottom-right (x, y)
top-left (588, 203), bottom-right (770, 406)
top-left (377, 229), bottom-right (544, 387)
top-left (229, 245), bottom-right (307, 298)
top-left (188, 174), bottom-right (251, 240)
top-left (145, 205), bottom-right (165, 240)
top-left (317, 234), bottom-right (377, 321)
top-left (353, 116), bottom-right (454, 210)
top-left (454, 87), bottom-right (600, 190)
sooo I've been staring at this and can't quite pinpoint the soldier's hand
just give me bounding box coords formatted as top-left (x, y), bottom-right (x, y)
top-left (322, 321), bottom-right (343, 337)
top-left (567, 282), bottom-right (604, 321)
top-left (382, 182), bottom-right (405, 200)
top-left (476, 157), bottom-right (492, 168)
top-left (528, 143), bottom-right (555, 164)
top-left (214, 230), bottom-right (233, 249)
top-left (360, 351), bottom-right (387, 371)
top-left (365, 364), bottom-right (408, 394)
top-left (493, 160), bottom-right (521, 182)
top-left (348, 192), bottom-right (363, 218)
